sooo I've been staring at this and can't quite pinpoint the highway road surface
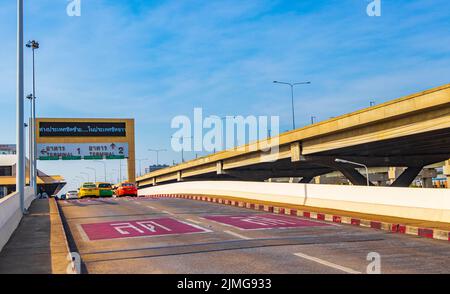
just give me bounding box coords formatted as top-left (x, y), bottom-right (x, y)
top-left (58, 196), bottom-right (450, 274)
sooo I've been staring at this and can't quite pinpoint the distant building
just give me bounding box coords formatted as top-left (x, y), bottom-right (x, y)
top-left (0, 153), bottom-right (66, 198)
top-left (145, 164), bottom-right (170, 174)
top-left (0, 144), bottom-right (16, 155)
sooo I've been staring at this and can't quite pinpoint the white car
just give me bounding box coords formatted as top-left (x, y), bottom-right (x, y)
top-left (66, 190), bottom-right (78, 200)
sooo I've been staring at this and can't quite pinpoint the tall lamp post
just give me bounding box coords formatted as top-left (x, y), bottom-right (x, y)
top-left (171, 137), bottom-right (192, 163)
top-left (335, 158), bottom-right (370, 186)
top-left (94, 161), bottom-right (107, 182)
top-left (273, 81), bottom-right (311, 130)
top-left (26, 94), bottom-right (33, 186)
top-left (16, 0), bottom-right (25, 213)
top-left (135, 158), bottom-right (149, 177)
top-left (86, 167), bottom-right (97, 183)
top-left (26, 40), bottom-right (39, 195)
top-left (148, 149), bottom-right (167, 166)
top-left (80, 172), bottom-right (90, 183)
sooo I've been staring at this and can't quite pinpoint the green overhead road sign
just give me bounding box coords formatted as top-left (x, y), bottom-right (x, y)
top-left (62, 156), bottom-right (82, 160)
top-left (106, 155), bottom-right (125, 159)
top-left (83, 156), bottom-right (104, 160)
top-left (39, 156), bottom-right (60, 160)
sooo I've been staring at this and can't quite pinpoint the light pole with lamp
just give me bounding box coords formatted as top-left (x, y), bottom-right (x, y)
top-left (135, 158), bottom-right (149, 177)
top-left (148, 149), bottom-right (167, 166)
top-left (335, 158), bottom-right (370, 186)
top-left (80, 172), bottom-right (90, 183)
top-left (86, 167), bottom-right (97, 183)
top-left (26, 40), bottom-right (39, 195)
top-left (94, 161), bottom-right (107, 182)
top-left (171, 136), bottom-right (192, 163)
top-left (26, 94), bottom-right (34, 187)
top-left (273, 81), bottom-right (311, 130)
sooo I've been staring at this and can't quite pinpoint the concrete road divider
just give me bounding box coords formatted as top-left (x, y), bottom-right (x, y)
top-left (139, 181), bottom-right (450, 223)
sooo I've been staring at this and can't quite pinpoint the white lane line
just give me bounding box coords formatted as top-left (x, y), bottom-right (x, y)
top-left (186, 218), bottom-right (203, 225)
top-left (293, 252), bottom-right (361, 274)
top-left (146, 205), bottom-right (156, 209)
top-left (223, 230), bottom-right (252, 240)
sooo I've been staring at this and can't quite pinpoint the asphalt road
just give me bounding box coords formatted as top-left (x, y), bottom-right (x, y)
top-left (58, 196), bottom-right (450, 274)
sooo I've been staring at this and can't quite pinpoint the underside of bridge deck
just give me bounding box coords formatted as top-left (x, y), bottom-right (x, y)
top-left (167, 128), bottom-right (450, 187)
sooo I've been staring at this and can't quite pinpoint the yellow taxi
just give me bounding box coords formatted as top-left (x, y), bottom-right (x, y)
top-left (96, 182), bottom-right (114, 197)
top-left (78, 182), bottom-right (99, 198)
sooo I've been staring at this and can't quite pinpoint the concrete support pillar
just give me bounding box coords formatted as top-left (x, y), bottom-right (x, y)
top-left (444, 160), bottom-right (450, 188)
top-left (421, 168), bottom-right (437, 188)
top-left (391, 167), bottom-right (422, 187)
top-left (299, 177), bottom-right (313, 184)
top-left (216, 161), bottom-right (225, 175)
top-left (388, 167), bottom-right (404, 185)
top-left (334, 166), bottom-right (372, 186)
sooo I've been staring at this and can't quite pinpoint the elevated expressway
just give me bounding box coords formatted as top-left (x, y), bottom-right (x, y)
top-left (137, 84), bottom-right (450, 188)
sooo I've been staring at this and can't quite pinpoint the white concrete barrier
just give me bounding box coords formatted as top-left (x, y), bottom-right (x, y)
top-left (139, 181), bottom-right (450, 223)
top-left (0, 187), bottom-right (35, 252)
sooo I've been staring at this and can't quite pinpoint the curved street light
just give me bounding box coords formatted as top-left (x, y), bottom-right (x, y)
top-left (335, 158), bottom-right (370, 186)
top-left (148, 149), bottom-right (167, 166)
top-left (273, 81), bottom-right (311, 130)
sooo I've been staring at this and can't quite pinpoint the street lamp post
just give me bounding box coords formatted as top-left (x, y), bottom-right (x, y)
top-left (135, 158), bottom-right (149, 177)
top-left (273, 81), bottom-right (311, 130)
top-left (171, 137), bottom-right (192, 163)
top-left (16, 0), bottom-right (25, 213)
top-left (94, 161), bottom-right (107, 182)
top-left (148, 149), bottom-right (167, 166)
top-left (86, 167), bottom-right (97, 183)
top-left (335, 158), bottom-right (370, 186)
top-left (26, 40), bottom-right (39, 195)
top-left (26, 94), bottom-right (33, 187)
top-left (80, 172), bottom-right (90, 183)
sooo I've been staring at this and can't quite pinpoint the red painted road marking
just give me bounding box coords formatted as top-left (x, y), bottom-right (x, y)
top-left (202, 214), bottom-right (330, 230)
top-left (81, 218), bottom-right (208, 241)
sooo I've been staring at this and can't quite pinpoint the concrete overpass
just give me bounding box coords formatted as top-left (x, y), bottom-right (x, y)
top-left (137, 83), bottom-right (450, 188)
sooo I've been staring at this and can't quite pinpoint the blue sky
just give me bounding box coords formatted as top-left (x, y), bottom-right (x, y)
top-left (1, 0), bottom-right (450, 192)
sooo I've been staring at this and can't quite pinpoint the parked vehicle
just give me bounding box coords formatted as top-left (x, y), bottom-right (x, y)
top-left (78, 183), bottom-right (99, 198)
top-left (116, 182), bottom-right (138, 197)
top-left (97, 182), bottom-right (113, 197)
top-left (66, 190), bottom-right (78, 200)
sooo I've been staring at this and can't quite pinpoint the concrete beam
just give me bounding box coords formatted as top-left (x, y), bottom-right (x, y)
top-left (290, 142), bottom-right (301, 162)
top-left (216, 161), bottom-right (225, 175)
top-left (391, 167), bottom-right (423, 187)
